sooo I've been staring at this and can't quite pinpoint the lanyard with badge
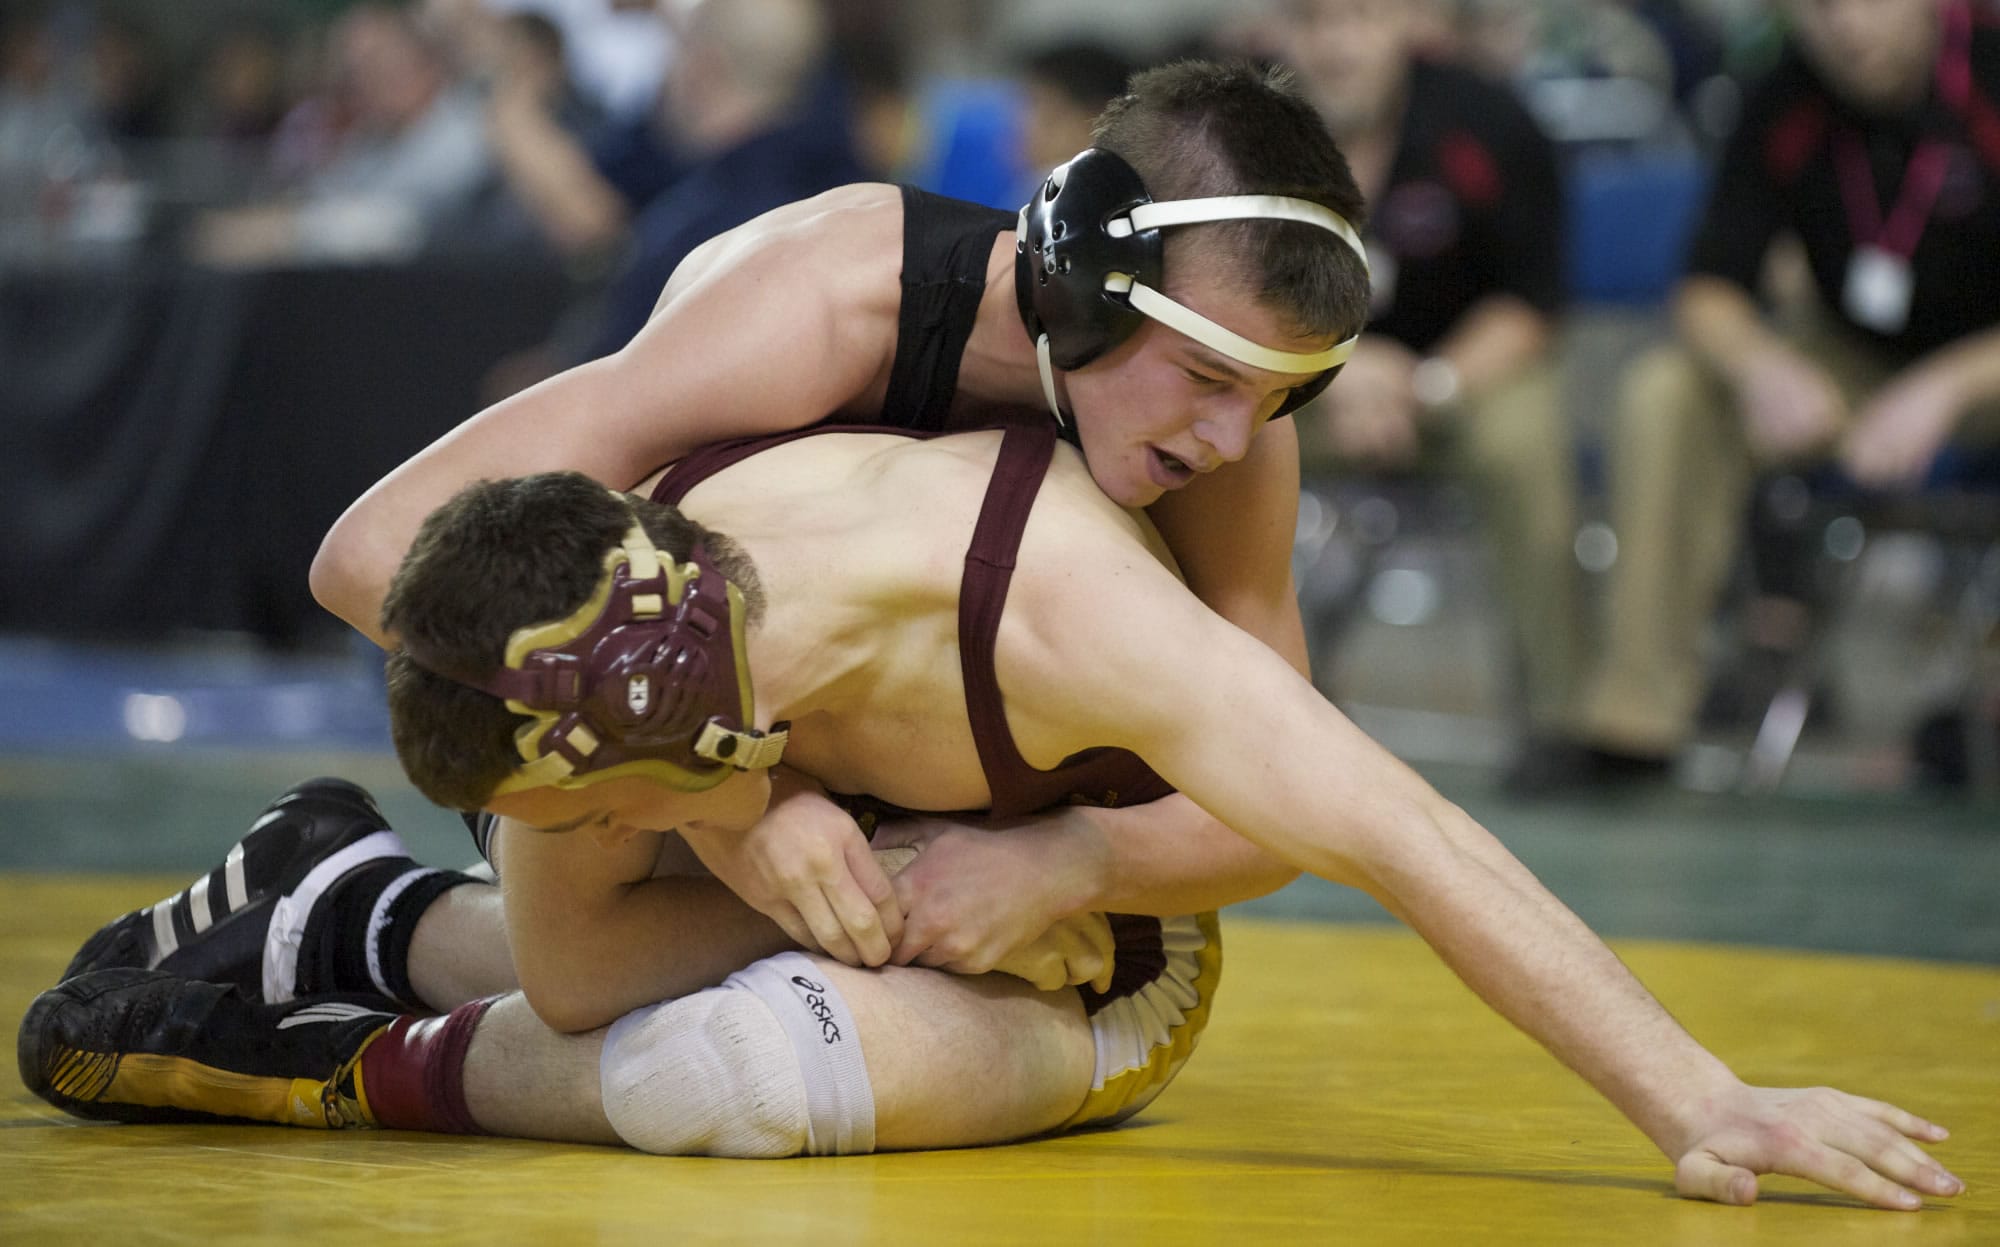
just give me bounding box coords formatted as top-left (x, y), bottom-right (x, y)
top-left (1834, 0), bottom-right (1971, 334)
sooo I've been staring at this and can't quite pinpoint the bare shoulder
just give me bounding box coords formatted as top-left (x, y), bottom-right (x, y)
top-left (992, 441), bottom-right (1213, 760)
top-left (1005, 441), bottom-right (1191, 661)
top-left (608, 184), bottom-right (907, 431)
top-left (662, 183), bottom-right (903, 314)
top-left (1031, 442), bottom-right (1182, 579)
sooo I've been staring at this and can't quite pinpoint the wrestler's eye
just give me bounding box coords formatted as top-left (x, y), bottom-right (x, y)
top-left (1182, 368), bottom-right (1225, 388)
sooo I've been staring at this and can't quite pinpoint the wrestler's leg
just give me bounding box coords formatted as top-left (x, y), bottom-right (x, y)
top-left (27, 957), bottom-right (1094, 1154)
top-left (464, 954), bottom-right (1095, 1151)
top-left (405, 882), bottom-right (517, 1007)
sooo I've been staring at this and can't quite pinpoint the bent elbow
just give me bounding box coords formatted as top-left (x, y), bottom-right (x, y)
top-left (310, 517), bottom-right (388, 646)
top-left (519, 978), bottom-right (617, 1036)
top-left (307, 532), bottom-right (349, 619)
top-left (1257, 862), bottom-right (1304, 898)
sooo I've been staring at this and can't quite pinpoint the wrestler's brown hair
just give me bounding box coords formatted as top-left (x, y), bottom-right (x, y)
top-left (380, 472), bottom-right (762, 811)
top-left (1094, 59), bottom-right (1371, 345)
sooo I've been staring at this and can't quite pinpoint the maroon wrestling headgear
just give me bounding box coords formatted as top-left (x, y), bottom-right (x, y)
top-left (405, 504), bottom-right (786, 796)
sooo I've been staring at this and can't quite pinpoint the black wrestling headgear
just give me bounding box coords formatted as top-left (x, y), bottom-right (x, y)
top-left (1013, 148), bottom-right (1368, 424)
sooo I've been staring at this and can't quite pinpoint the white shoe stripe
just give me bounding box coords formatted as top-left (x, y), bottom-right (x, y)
top-left (149, 903), bottom-right (178, 966)
top-left (188, 874), bottom-right (214, 934)
top-left (366, 868), bottom-right (439, 999)
top-left (224, 843), bottom-right (248, 911)
top-left (261, 828), bottom-right (406, 1004)
top-left (276, 1002), bottom-right (384, 1029)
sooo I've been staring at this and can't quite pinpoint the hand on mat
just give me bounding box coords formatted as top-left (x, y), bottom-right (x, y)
top-left (989, 911), bottom-right (1117, 993)
top-left (876, 815), bottom-right (1113, 990)
top-left (680, 769), bottom-right (902, 967)
top-left (1671, 1082), bottom-right (1961, 1210)
top-left (1841, 364), bottom-right (1964, 489)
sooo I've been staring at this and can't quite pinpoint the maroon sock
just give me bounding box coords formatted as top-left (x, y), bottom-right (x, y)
top-left (358, 997), bottom-right (497, 1133)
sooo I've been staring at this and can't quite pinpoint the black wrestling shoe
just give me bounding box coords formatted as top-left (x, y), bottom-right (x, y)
top-left (20, 968), bottom-right (392, 1128)
top-left (62, 778), bottom-right (403, 997)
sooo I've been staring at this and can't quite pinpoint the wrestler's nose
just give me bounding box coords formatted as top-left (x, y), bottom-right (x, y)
top-left (1192, 402), bottom-right (1257, 465)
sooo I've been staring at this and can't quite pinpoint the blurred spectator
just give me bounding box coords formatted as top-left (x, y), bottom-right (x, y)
top-left (1522, 0), bottom-right (2000, 791)
top-left (498, 10), bottom-right (602, 132)
top-left (188, 21), bottom-right (293, 147)
top-left (1265, 0), bottom-right (1582, 755)
top-left (1624, 0), bottom-right (1728, 105)
top-left (1452, 0), bottom-right (1726, 147)
top-left (0, 8), bottom-right (69, 186)
top-left (486, 0), bottom-right (870, 394)
top-left (87, 14), bottom-right (170, 148)
top-left (1013, 40), bottom-right (1137, 191)
top-left (1, 5), bottom-right (154, 253)
top-left (420, 0), bottom-right (673, 123)
top-left (485, 8), bottom-right (624, 259)
top-left (195, 3), bottom-right (496, 264)
top-left (823, 3), bottom-right (915, 177)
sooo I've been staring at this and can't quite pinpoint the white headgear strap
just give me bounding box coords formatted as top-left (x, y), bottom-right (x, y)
top-left (1024, 178), bottom-right (1370, 424)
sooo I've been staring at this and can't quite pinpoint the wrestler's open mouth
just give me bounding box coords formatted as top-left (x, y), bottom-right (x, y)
top-left (1146, 447), bottom-right (1194, 489)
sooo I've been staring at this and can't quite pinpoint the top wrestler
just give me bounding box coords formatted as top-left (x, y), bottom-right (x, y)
top-left (308, 61), bottom-right (1371, 972)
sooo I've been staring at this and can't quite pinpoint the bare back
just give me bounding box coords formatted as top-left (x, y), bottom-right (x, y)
top-left (653, 430), bottom-right (1176, 814)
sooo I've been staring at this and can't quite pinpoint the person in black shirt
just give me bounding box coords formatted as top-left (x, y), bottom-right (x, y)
top-left (1533, 0), bottom-right (2000, 788)
top-left (1267, 0), bottom-right (1582, 746)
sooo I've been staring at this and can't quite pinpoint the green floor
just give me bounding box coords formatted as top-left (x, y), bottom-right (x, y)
top-left (4, 751), bottom-right (1993, 964)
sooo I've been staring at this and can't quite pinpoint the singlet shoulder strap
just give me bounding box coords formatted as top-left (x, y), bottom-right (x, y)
top-left (882, 185), bottom-right (1015, 432)
top-left (650, 423), bottom-right (921, 507)
top-left (957, 422), bottom-right (1060, 813)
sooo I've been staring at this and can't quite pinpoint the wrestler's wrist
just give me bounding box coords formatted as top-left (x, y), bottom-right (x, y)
top-left (1626, 1058), bottom-right (1749, 1159)
top-left (1054, 805), bottom-right (1123, 915)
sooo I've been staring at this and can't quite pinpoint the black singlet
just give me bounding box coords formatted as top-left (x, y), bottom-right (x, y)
top-left (878, 187), bottom-right (1017, 432)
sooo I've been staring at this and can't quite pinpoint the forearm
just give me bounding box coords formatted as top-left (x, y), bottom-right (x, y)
top-left (1431, 294), bottom-right (1551, 394)
top-left (1673, 276), bottom-right (1783, 384)
top-left (1069, 795), bottom-right (1299, 916)
top-left (489, 101), bottom-right (629, 257)
top-left (1357, 797), bottom-right (1739, 1158)
top-left (1122, 627), bottom-right (1742, 1157)
top-left (311, 355), bottom-right (633, 644)
top-left (1915, 322), bottom-right (2000, 407)
top-left (514, 875), bottom-right (792, 1033)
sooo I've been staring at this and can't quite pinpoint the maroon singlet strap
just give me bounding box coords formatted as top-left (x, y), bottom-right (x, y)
top-left (650, 423), bottom-right (924, 507)
top-left (957, 422), bottom-right (1059, 818)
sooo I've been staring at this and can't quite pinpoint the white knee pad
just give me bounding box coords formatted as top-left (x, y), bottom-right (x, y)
top-left (598, 952), bottom-right (875, 1157)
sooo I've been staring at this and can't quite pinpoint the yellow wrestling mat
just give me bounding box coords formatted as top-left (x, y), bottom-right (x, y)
top-left (2, 874), bottom-right (1993, 1245)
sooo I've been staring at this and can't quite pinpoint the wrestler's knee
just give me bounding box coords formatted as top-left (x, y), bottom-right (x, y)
top-left (598, 951), bottom-right (874, 1157)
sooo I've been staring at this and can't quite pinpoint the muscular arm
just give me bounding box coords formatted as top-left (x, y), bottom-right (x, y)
top-left (494, 818), bottom-right (794, 1033)
top-left (1109, 415), bottom-right (1311, 905)
top-left (311, 187), bottom-right (896, 647)
top-left (886, 425), bottom-right (1309, 968)
top-left (1015, 544), bottom-right (1957, 1207)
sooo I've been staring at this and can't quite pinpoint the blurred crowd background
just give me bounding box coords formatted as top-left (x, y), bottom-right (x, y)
top-left (2, 0), bottom-right (1996, 801)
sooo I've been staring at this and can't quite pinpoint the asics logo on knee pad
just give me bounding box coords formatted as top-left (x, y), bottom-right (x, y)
top-left (790, 974), bottom-right (842, 1045)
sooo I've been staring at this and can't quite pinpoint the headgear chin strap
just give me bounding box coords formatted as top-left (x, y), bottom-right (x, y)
top-left (1015, 147), bottom-right (1370, 427)
top-left (408, 499), bottom-right (786, 798)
